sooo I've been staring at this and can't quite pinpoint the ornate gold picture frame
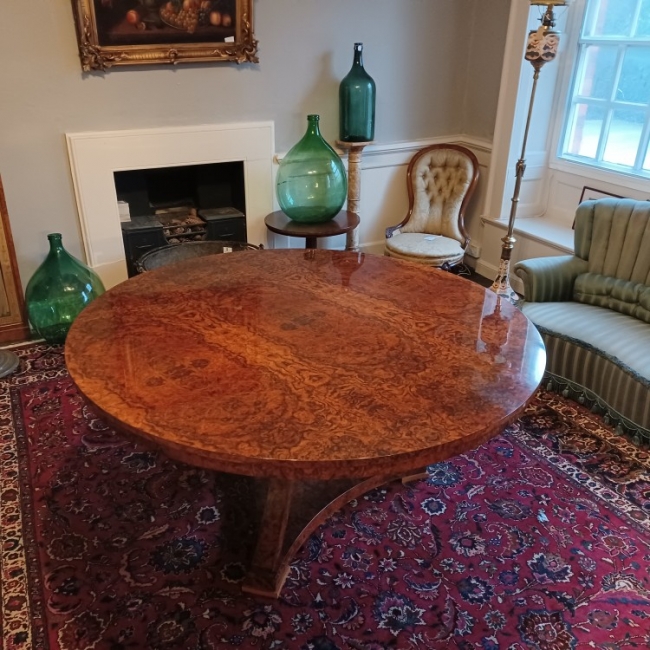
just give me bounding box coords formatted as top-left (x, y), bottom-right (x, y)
top-left (72, 0), bottom-right (258, 71)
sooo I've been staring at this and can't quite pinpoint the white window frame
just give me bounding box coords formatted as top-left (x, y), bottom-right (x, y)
top-left (548, 0), bottom-right (650, 192)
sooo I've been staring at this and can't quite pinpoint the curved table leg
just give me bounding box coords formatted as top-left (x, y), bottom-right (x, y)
top-left (242, 473), bottom-right (406, 599)
top-left (242, 479), bottom-right (294, 597)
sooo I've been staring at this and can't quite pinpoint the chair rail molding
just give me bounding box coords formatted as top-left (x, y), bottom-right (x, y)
top-left (275, 135), bottom-right (492, 170)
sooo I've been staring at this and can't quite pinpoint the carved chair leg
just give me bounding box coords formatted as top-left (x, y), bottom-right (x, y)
top-left (440, 261), bottom-right (471, 277)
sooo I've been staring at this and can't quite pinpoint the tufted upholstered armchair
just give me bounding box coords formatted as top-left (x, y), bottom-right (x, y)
top-left (385, 144), bottom-right (479, 268)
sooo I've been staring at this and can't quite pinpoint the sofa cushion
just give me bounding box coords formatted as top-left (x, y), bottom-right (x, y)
top-left (520, 301), bottom-right (650, 380)
top-left (573, 272), bottom-right (650, 324)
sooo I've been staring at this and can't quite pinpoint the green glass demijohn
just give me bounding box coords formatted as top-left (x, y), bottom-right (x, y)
top-left (339, 43), bottom-right (376, 142)
top-left (25, 233), bottom-right (106, 344)
top-left (276, 114), bottom-right (347, 223)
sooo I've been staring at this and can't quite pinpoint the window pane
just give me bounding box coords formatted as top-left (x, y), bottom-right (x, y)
top-left (560, 0), bottom-right (650, 176)
top-left (617, 47), bottom-right (650, 104)
top-left (576, 46), bottom-right (618, 100)
top-left (603, 108), bottom-right (644, 165)
top-left (565, 104), bottom-right (605, 159)
top-left (635, 0), bottom-right (650, 36)
top-left (584, 0), bottom-right (638, 37)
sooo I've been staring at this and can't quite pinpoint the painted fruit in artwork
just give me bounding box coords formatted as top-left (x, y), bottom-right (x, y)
top-left (209, 11), bottom-right (221, 25)
top-left (222, 13), bottom-right (232, 27)
top-left (126, 9), bottom-right (139, 24)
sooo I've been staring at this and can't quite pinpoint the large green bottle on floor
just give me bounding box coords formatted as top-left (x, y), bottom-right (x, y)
top-left (276, 115), bottom-right (347, 223)
top-left (25, 233), bottom-right (105, 343)
top-left (339, 43), bottom-right (376, 142)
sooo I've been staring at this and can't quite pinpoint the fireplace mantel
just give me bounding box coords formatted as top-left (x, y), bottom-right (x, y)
top-left (67, 122), bottom-right (275, 288)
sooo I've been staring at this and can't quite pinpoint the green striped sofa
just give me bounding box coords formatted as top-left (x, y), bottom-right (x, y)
top-left (514, 198), bottom-right (650, 444)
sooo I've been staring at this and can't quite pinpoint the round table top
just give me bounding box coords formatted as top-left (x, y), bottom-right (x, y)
top-left (66, 250), bottom-right (545, 481)
top-left (264, 210), bottom-right (360, 239)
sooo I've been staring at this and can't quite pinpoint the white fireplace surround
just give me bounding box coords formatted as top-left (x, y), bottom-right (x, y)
top-left (66, 122), bottom-right (275, 289)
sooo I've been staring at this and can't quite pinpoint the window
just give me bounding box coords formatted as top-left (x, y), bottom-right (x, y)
top-left (560, 0), bottom-right (650, 177)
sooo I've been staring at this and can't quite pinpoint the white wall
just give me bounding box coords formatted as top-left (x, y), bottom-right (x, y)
top-left (0, 0), bottom-right (511, 286)
top-left (461, 0), bottom-right (512, 141)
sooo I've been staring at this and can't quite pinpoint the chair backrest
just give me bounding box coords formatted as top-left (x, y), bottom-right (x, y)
top-left (135, 240), bottom-right (262, 273)
top-left (399, 144), bottom-right (479, 246)
top-left (574, 198), bottom-right (650, 285)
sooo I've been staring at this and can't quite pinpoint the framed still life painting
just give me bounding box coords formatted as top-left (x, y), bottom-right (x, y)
top-left (573, 186), bottom-right (624, 229)
top-left (578, 186), bottom-right (623, 204)
top-left (71, 0), bottom-right (258, 71)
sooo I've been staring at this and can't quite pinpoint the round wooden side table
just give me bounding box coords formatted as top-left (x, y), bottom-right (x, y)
top-left (264, 210), bottom-right (360, 250)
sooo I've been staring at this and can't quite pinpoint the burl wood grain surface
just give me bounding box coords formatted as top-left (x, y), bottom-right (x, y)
top-left (65, 250), bottom-right (545, 481)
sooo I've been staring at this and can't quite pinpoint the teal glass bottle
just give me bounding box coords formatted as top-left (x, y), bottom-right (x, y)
top-left (276, 115), bottom-right (347, 223)
top-left (339, 43), bottom-right (376, 142)
top-left (25, 233), bottom-right (106, 343)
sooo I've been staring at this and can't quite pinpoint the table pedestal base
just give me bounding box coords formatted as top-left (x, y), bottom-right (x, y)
top-left (241, 473), bottom-right (404, 598)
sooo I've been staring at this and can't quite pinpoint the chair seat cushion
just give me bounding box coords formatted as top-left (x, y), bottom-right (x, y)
top-left (385, 233), bottom-right (465, 266)
top-left (520, 301), bottom-right (650, 380)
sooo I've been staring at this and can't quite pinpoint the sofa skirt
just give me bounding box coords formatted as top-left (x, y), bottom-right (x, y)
top-left (538, 326), bottom-right (650, 445)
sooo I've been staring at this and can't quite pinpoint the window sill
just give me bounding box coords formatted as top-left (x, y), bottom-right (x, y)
top-left (549, 158), bottom-right (650, 195)
top-left (483, 216), bottom-right (574, 254)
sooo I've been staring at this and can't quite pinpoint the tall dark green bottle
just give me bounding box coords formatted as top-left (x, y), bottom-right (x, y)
top-left (25, 233), bottom-right (105, 343)
top-left (339, 43), bottom-right (376, 142)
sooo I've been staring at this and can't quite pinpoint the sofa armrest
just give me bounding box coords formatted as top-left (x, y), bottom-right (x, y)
top-left (514, 255), bottom-right (588, 303)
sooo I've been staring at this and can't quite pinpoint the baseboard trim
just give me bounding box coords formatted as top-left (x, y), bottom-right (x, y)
top-left (359, 241), bottom-right (385, 256)
top-left (0, 323), bottom-right (31, 345)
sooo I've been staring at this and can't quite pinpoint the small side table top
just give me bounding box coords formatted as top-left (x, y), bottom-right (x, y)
top-left (264, 210), bottom-right (360, 249)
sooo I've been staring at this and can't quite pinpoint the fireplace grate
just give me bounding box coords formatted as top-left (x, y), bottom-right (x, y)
top-left (121, 206), bottom-right (247, 278)
top-left (154, 207), bottom-right (207, 244)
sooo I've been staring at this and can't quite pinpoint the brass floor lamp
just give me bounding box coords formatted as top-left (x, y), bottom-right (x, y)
top-left (491, 0), bottom-right (567, 303)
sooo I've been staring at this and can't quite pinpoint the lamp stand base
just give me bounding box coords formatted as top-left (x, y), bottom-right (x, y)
top-left (491, 257), bottom-right (520, 305)
top-left (0, 350), bottom-right (20, 378)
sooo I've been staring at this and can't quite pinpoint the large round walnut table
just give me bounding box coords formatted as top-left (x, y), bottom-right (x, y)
top-left (66, 249), bottom-right (545, 598)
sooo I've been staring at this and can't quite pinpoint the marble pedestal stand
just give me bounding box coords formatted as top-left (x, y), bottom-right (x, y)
top-left (337, 141), bottom-right (372, 252)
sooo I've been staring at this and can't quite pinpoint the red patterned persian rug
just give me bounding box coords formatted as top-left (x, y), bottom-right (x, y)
top-left (2, 344), bottom-right (650, 650)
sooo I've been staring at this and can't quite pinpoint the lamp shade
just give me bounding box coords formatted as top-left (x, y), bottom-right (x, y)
top-left (525, 27), bottom-right (560, 67)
